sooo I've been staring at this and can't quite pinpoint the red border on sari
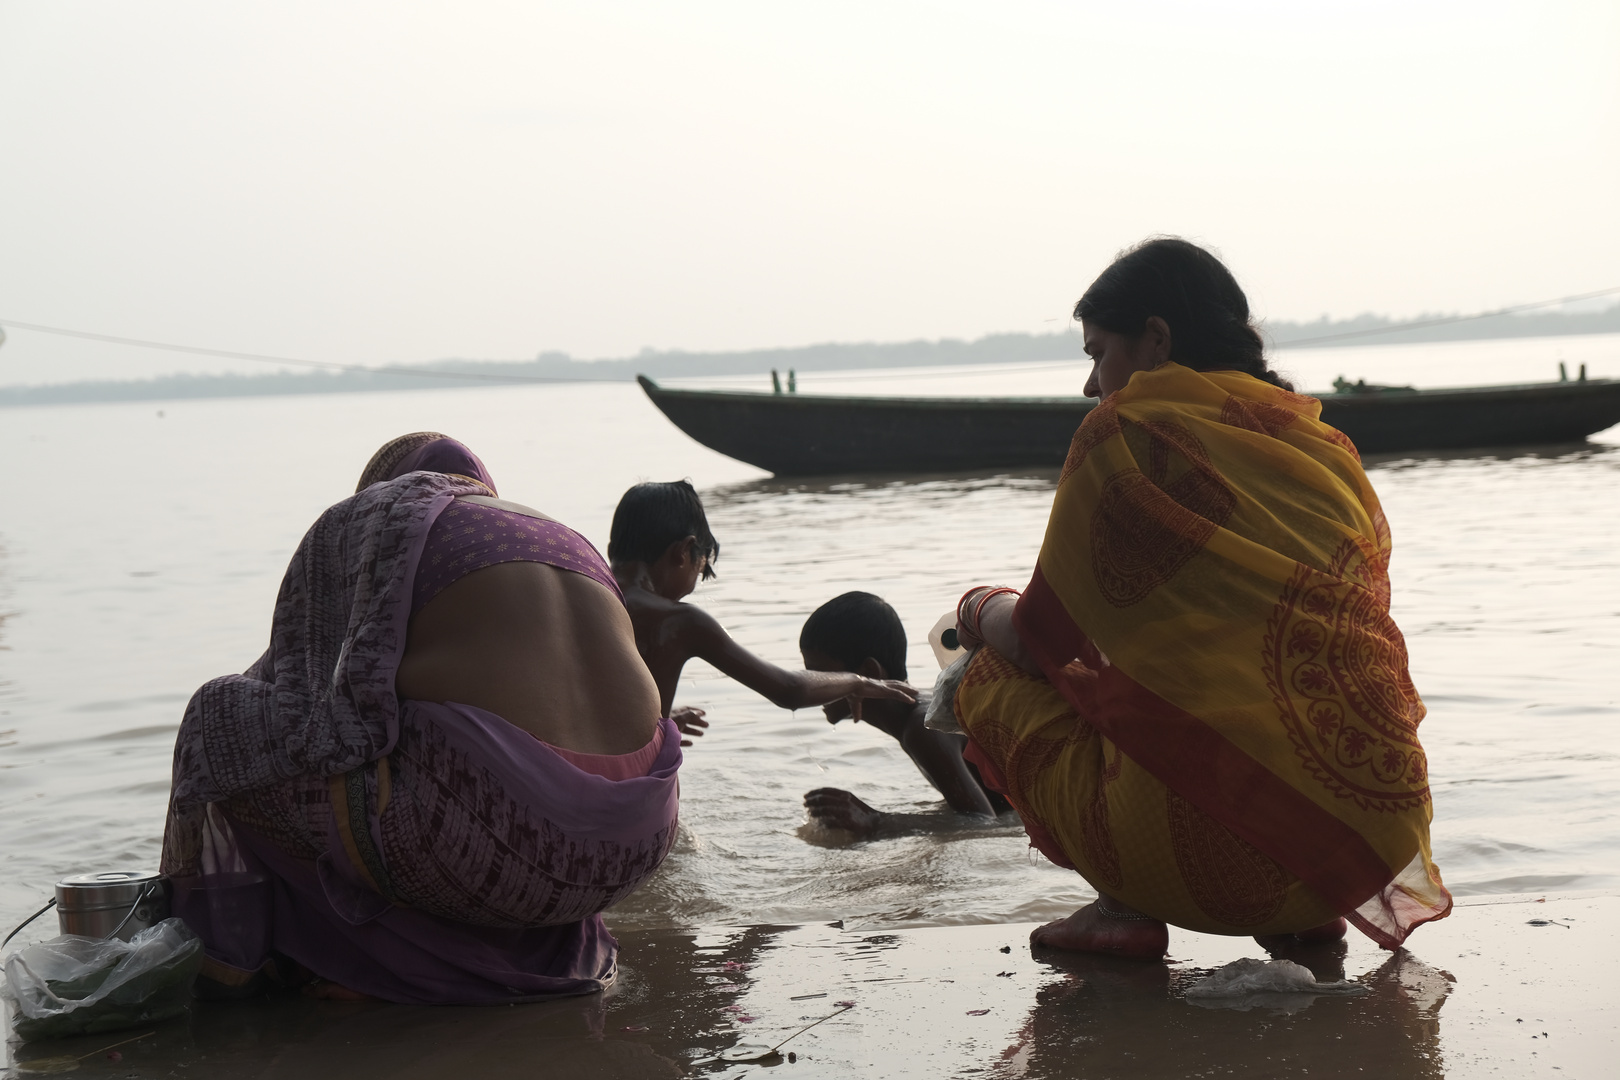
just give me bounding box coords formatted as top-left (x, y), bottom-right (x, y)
top-left (1012, 564), bottom-right (1395, 918)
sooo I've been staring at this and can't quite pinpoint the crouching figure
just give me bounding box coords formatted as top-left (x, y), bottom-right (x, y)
top-left (161, 434), bottom-right (679, 1003)
top-left (954, 240), bottom-right (1451, 958)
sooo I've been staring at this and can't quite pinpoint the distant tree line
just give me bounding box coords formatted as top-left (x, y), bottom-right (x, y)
top-left (4, 304), bottom-right (1616, 408)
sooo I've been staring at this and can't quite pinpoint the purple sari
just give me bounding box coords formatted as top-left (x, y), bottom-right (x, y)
top-left (161, 472), bottom-right (680, 1004)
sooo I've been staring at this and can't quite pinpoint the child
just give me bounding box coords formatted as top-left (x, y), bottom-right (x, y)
top-left (608, 481), bottom-right (913, 744)
top-left (799, 591), bottom-right (1014, 837)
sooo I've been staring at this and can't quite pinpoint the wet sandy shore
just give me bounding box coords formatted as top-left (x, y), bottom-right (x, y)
top-left (5, 892), bottom-right (1614, 1079)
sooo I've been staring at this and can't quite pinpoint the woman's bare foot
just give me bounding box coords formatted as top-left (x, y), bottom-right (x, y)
top-left (1254, 917), bottom-right (1348, 950)
top-left (1029, 899), bottom-right (1169, 959)
top-left (301, 978), bottom-right (375, 1002)
top-left (804, 788), bottom-right (884, 837)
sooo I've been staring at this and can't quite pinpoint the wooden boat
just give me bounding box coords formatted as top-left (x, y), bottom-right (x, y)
top-left (637, 374), bottom-right (1620, 476)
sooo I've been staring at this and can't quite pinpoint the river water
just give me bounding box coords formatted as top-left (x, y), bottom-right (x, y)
top-left (2, 333), bottom-right (1617, 942)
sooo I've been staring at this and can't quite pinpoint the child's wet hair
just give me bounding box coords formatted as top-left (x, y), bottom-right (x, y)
top-left (800, 592), bottom-right (907, 682)
top-left (608, 480), bottom-right (720, 579)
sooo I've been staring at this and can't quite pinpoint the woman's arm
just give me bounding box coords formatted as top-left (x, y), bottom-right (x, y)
top-left (957, 590), bottom-right (1042, 675)
top-left (680, 606), bottom-right (915, 715)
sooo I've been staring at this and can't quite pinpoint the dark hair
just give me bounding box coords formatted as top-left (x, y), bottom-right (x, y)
top-left (1074, 237), bottom-right (1293, 391)
top-left (607, 480), bottom-right (720, 579)
top-left (799, 592), bottom-right (907, 682)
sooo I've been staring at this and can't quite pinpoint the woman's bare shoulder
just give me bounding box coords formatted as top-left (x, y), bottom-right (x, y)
top-left (456, 494), bottom-right (556, 522)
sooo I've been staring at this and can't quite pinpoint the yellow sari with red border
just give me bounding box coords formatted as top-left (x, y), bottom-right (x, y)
top-left (956, 363), bottom-right (1450, 946)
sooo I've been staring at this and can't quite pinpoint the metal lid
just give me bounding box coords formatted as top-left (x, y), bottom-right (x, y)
top-left (55, 871), bottom-right (165, 910)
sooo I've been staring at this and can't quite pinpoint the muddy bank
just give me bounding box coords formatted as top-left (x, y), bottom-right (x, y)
top-left (5, 892), bottom-right (1613, 1078)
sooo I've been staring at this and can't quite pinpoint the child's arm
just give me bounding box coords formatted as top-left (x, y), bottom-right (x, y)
top-left (678, 605), bottom-right (914, 714)
top-left (897, 725), bottom-right (1000, 816)
top-left (802, 723), bottom-right (1006, 838)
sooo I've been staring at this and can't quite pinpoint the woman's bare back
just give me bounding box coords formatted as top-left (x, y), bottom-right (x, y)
top-left (396, 558), bottom-right (661, 756)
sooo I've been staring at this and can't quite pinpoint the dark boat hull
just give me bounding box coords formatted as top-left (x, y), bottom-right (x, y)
top-left (638, 375), bottom-right (1620, 476)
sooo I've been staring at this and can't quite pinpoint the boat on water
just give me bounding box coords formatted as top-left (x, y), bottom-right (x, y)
top-left (637, 373), bottom-right (1620, 476)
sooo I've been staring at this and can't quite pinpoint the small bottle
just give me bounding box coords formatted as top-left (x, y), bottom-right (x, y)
top-left (771, 369), bottom-right (783, 394)
top-left (928, 611), bottom-right (966, 670)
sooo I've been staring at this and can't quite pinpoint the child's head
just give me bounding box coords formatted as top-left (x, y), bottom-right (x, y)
top-left (608, 480), bottom-right (720, 585)
top-left (799, 592), bottom-right (908, 682)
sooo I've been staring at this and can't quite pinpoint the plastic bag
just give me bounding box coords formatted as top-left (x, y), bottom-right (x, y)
top-left (1, 917), bottom-right (204, 1041)
top-left (1184, 957), bottom-right (1366, 1013)
top-left (923, 650), bottom-right (974, 736)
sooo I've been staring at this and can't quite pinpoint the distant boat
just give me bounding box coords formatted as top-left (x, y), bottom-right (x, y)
top-left (637, 374), bottom-right (1620, 476)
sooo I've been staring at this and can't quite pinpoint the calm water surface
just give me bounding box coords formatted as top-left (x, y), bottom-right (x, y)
top-left (2, 335), bottom-right (1617, 940)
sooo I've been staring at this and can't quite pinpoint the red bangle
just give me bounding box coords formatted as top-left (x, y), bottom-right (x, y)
top-left (973, 587), bottom-right (1019, 628)
top-left (958, 586), bottom-right (1019, 639)
top-left (957, 586), bottom-right (995, 627)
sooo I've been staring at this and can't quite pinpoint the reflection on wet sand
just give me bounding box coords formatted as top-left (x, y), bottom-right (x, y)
top-left (6, 896), bottom-right (1613, 1078)
top-left (6, 926), bottom-right (788, 1080)
top-left (8, 927), bottom-right (1455, 1080)
top-left (996, 945), bottom-right (1452, 1080)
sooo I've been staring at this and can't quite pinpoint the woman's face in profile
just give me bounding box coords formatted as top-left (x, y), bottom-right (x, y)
top-left (1081, 318), bottom-right (1168, 398)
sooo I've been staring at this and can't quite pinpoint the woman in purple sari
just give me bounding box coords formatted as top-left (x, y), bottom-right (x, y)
top-left (161, 433), bottom-right (681, 1004)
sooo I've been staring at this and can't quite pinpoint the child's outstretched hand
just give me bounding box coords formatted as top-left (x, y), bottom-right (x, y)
top-left (845, 678), bottom-right (916, 721)
top-left (671, 705), bottom-right (709, 747)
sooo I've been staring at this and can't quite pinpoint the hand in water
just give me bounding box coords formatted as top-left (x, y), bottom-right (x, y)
top-left (804, 787), bottom-right (884, 836)
top-left (843, 678), bottom-right (915, 721)
top-left (671, 705), bottom-right (708, 747)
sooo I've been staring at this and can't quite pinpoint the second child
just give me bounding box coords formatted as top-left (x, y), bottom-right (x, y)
top-left (608, 481), bottom-right (914, 744)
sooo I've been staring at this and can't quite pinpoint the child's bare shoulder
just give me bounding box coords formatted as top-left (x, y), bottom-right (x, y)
top-left (625, 589), bottom-right (720, 635)
top-left (667, 598), bottom-right (725, 637)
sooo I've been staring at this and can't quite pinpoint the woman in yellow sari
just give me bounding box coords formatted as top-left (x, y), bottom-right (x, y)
top-left (955, 239), bottom-right (1450, 959)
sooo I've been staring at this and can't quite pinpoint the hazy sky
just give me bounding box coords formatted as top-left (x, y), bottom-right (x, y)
top-left (2, 0), bottom-right (1616, 385)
